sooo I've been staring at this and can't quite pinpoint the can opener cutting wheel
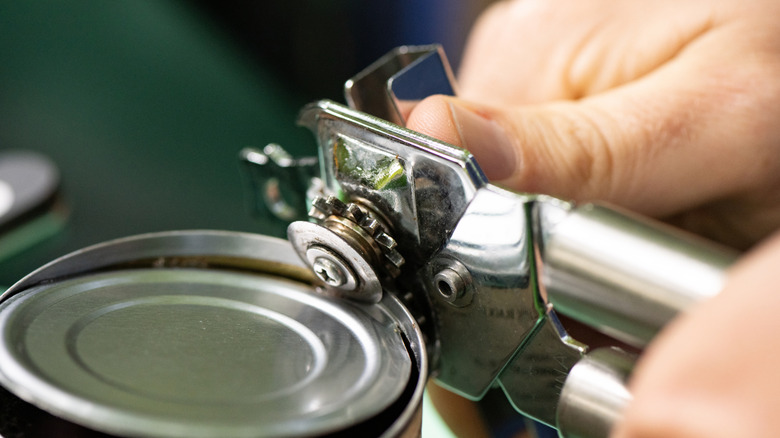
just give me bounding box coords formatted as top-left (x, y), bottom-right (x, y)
top-left (243, 45), bottom-right (738, 437)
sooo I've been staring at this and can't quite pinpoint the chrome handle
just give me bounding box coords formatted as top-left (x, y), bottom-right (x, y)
top-left (557, 347), bottom-right (635, 438)
top-left (541, 203), bottom-right (738, 436)
top-left (541, 202), bottom-right (738, 347)
top-left (253, 45), bottom-right (742, 437)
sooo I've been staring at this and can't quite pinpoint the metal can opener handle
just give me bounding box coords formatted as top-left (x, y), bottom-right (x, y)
top-left (243, 45), bottom-right (738, 437)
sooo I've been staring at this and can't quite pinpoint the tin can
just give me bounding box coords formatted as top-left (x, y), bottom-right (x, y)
top-left (0, 231), bottom-right (427, 437)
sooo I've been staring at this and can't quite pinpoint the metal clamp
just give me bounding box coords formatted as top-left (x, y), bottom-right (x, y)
top-left (249, 45), bottom-right (739, 437)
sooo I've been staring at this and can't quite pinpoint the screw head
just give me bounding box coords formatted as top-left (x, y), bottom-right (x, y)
top-left (312, 257), bottom-right (347, 287)
top-left (288, 221), bottom-right (382, 302)
top-left (304, 245), bottom-right (358, 293)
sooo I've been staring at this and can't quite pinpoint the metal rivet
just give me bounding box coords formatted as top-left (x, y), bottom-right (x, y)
top-left (431, 259), bottom-right (473, 307)
top-left (434, 268), bottom-right (466, 303)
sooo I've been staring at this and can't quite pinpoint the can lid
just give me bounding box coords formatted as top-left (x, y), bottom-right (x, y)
top-left (0, 265), bottom-right (413, 437)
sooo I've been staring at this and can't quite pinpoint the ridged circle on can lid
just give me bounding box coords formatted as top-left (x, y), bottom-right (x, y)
top-left (0, 267), bottom-right (412, 437)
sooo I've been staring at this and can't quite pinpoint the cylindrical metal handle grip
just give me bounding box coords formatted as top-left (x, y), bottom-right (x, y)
top-left (557, 347), bottom-right (635, 438)
top-left (542, 203), bottom-right (738, 346)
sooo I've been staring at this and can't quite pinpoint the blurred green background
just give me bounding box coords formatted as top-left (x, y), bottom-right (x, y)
top-left (0, 1), bottom-right (501, 436)
top-left (0, 0), bottom-right (491, 285)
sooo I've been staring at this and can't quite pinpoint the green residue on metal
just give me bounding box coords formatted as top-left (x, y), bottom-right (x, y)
top-left (333, 138), bottom-right (406, 191)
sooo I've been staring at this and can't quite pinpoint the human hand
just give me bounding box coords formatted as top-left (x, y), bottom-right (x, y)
top-left (408, 0), bottom-right (780, 250)
top-left (408, 0), bottom-right (780, 436)
top-left (612, 230), bottom-right (780, 438)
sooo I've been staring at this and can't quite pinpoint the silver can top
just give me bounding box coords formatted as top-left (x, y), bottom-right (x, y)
top-left (0, 231), bottom-right (416, 437)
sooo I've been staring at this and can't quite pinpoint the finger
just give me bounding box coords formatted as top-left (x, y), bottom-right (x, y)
top-left (457, 0), bottom-right (716, 105)
top-left (613, 230), bottom-right (780, 437)
top-left (407, 33), bottom-right (780, 219)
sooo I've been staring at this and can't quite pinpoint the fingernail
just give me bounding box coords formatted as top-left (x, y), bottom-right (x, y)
top-left (449, 103), bottom-right (516, 181)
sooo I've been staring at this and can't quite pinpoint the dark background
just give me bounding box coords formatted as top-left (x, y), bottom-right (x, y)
top-left (0, 0), bottom-right (492, 286)
top-left (0, 3), bottom-right (564, 437)
top-left (0, 3), bottom-right (492, 434)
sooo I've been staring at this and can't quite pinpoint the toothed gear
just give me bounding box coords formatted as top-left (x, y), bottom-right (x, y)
top-left (308, 196), bottom-right (405, 278)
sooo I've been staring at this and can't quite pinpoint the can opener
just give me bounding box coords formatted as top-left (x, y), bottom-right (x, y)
top-left (242, 45), bottom-right (738, 437)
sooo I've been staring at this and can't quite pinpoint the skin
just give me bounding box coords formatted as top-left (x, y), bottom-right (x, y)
top-left (407, 0), bottom-right (780, 436)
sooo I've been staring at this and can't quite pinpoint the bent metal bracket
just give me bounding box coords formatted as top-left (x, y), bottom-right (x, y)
top-left (242, 45), bottom-right (738, 437)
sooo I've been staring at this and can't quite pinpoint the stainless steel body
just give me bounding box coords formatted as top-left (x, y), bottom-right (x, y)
top-left (246, 45), bottom-right (739, 437)
top-left (0, 45), bottom-right (741, 438)
top-left (556, 348), bottom-right (635, 438)
top-left (0, 231), bottom-right (427, 438)
top-left (540, 202), bottom-right (735, 346)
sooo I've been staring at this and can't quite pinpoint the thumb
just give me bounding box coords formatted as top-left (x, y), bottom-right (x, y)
top-left (406, 66), bottom-right (776, 218)
top-left (407, 94), bottom-right (651, 210)
top-left (407, 96), bottom-right (518, 183)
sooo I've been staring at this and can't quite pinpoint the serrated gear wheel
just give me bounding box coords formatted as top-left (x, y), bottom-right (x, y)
top-left (308, 196), bottom-right (405, 278)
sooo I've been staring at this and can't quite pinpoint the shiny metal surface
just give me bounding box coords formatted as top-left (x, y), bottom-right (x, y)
top-left (308, 196), bottom-right (406, 275)
top-left (288, 220), bottom-right (383, 302)
top-left (427, 185), bottom-right (540, 399)
top-left (310, 247), bottom-right (354, 287)
top-left (261, 46), bottom-right (740, 437)
top-left (432, 259), bottom-right (472, 306)
top-left (540, 203), bottom-right (738, 346)
top-left (239, 144), bottom-right (320, 227)
top-left (428, 186), bottom-right (588, 427)
top-left (344, 44), bottom-right (456, 126)
top-left (376, 283), bottom-right (429, 438)
top-left (286, 192), bottom-right (410, 303)
top-left (297, 100), bottom-right (486, 266)
top-left (498, 308), bottom-right (587, 427)
top-left (0, 231), bottom-right (423, 437)
top-left (3, 230), bottom-right (312, 301)
top-left (285, 96), bottom-right (738, 436)
top-left (557, 348), bottom-right (636, 438)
